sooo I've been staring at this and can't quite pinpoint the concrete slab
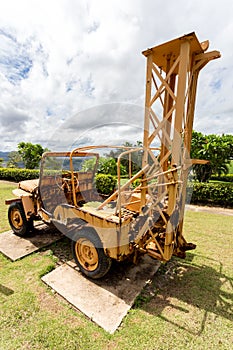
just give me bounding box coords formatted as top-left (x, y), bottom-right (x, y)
top-left (42, 256), bottom-right (160, 333)
top-left (0, 223), bottom-right (63, 261)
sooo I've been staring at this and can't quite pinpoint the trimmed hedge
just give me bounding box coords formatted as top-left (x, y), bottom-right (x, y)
top-left (1, 168), bottom-right (232, 207)
top-left (190, 182), bottom-right (233, 208)
top-left (0, 168), bottom-right (40, 182)
top-left (0, 168), bottom-right (117, 196)
top-left (210, 174), bottom-right (233, 183)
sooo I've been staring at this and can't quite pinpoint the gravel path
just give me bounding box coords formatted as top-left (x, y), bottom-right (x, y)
top-left (0, 180), bottom-right (18, 185)
top-left (185, 204), bottom-right (233, 216)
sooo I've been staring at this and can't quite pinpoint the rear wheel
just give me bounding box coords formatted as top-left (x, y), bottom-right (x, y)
top-left (8, 202), bottom-right (33, 236)
top-left (71, 229), bottom-right (112, 279)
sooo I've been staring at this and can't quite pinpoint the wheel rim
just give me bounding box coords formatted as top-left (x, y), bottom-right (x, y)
top-left (75, 238), bottom-right (99, 271)
top-left (10, 208), bottom-right (23, 230)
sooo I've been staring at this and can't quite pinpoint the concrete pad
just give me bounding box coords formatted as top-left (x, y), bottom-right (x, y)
top-left (0, 223), bottom-right (63, 261)
top-left (42, 256), bottom-right (160, 333)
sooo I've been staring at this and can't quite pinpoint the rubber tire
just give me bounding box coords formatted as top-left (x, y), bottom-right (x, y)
top-left (71, 229), bottom-right (112, 279)
top-left (8, 202), bottom-right (33, 237)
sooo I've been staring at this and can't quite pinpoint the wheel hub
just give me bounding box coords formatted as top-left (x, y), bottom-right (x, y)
top-left (75, 238), bottom-right (98, 271)
top-left (11, 209), bottom-right (23, 229)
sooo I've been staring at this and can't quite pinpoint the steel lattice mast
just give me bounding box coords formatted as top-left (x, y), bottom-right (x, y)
top-left (141, 32), bottom-right (220, 259)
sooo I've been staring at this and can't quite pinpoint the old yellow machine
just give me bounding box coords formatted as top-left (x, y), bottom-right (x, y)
top-left (6, 32), bottom-right (220, 278)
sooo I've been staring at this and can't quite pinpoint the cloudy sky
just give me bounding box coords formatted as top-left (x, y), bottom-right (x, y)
top-left (0, 0), bottom-right (232, 151)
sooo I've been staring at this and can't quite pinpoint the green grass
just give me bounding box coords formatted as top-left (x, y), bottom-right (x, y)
top-left (0, 182), bottom-right (233, 349)
top-left (0, 182), bottom-right (16, 232)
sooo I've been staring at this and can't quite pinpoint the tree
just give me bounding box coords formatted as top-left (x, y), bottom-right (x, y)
top-left (191, 131), bottom-right (232, 182)
top-left (7, 151), bottom-right (22, 168)
top-left (98, 157), bottom-right (126, 176)
top-left (0, 158), bottom-right (3, 167)
top-left (81, 157), bottom-right (97, 172)
top-left (81, 156), bottom-right (127, 176)
top-left (104, 141), bottom-right (143, 175)
top-left (17, 142), bottom-right (45, 169)
top-left (221, 134), bottom-right (233, 160)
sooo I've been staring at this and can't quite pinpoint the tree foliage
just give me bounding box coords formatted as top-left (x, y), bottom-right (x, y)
top-left (7, 151), bottom-right (22, 168)
top-left (81, 157), bottom-right (97, 172)
top-left (98, 157), bottom-right (127, 176)
top-left (81, 140), bottom-right (144, 177)
top-left (17, 142), bottom-right (45, 169)
top-left (105, 141), bottom-right (143, 175)
top-left (81, 156), bottom-right (126, 176)
top-left (191, 131), bottom-right (233, 182)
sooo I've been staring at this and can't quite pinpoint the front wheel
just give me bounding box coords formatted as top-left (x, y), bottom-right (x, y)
top-left (71, 229), bottom-right (112, 279)
top-left (8, 202), bottom-right (33, 236)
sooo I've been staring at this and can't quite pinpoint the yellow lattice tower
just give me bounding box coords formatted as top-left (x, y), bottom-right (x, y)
top-left (141, 32), bottom-right (220, 259)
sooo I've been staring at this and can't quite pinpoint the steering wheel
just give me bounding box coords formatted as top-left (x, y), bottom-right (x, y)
top-left (55, 172), bottom-right (79, 191)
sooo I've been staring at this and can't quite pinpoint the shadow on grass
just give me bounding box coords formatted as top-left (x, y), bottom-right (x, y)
top-left (7, 227), bottom-right (231, 337)
top-left (45, 238), bottom-right (233, 336)
top-left (0, 284), bottom-right (14, 296)
top-left (136, 252), bottom-right (233, 335)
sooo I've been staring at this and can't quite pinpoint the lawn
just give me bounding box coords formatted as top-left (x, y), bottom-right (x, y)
top-left (0, 182), bottom-right (232, 349)
top-left (0, 182), bottom-right (16, 233)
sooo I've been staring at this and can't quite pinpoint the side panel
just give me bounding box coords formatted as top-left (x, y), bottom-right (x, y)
top-left (21, 195), bottom-right (35, 219)
top-left (53, 205), bottom-right (131, 260)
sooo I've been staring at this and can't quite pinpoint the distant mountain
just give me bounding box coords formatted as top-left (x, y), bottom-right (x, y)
top-left (0, 151), bottom-right (10, 162)
top-left (0, 151), bottom-right (25, 168)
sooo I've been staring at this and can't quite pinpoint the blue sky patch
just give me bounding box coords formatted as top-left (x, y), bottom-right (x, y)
top-left (0, 29), bottom-right (33, 84)
top-left (66, 79), bottom-right (78, 93)
top-left (210, 79), bottom-right (221, 92)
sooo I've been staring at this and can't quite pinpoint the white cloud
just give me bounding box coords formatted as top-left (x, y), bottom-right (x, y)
top-left (0, 0), bottom-right (232, 151)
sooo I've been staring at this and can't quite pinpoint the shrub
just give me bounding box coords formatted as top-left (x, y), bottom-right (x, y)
top-left (0, 168), bottom-right (40, 182)
top-left (1, 167), bottom-right (232, 208)
top-left (191, 182), bottom-right (233, 207)
top-left (94, 174), bottom-right (117, 195)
